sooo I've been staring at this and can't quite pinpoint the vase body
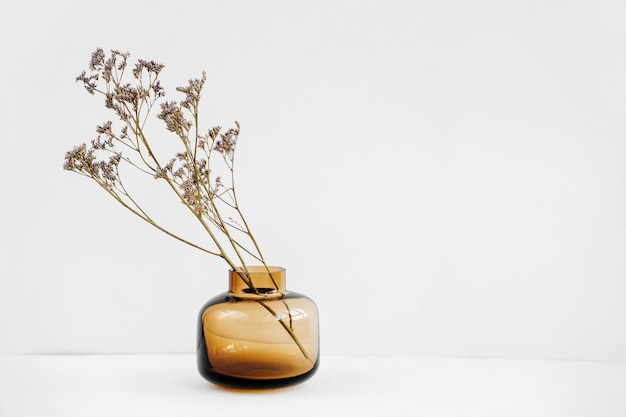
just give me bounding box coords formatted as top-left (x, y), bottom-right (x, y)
top-left (197, 266), bottom-right (319, 389)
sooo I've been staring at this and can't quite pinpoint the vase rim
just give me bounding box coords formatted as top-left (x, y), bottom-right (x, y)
top-left (229, 265), bottom-right (285, 273)
top-left (228, 266), bottom-right (286, 299)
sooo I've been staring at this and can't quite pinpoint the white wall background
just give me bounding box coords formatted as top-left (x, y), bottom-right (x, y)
top-left (1, 0), bottom-right (625, 361)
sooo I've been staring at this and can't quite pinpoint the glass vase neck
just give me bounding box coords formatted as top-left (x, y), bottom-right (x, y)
top-left (229, 266), bottom-right (286, 300)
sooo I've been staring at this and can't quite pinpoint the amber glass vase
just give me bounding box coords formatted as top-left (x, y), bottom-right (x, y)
top-left (197, 266), bottom-right (319, 389)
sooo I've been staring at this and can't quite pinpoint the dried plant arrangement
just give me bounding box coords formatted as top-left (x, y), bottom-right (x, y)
top-left (65, 48), bottom-right (267, 290)
top-left (65, 49), bottom-right (319, 388)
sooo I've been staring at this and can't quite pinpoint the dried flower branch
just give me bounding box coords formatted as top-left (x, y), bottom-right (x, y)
top-left (66, 49), bottom-right (316, 365)
top-left (65, 48), bottom-right (271, 291)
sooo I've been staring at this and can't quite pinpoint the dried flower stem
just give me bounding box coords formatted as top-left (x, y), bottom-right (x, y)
top-left (65, 48), bottom-right (310, 361)
top-left (66, 48), bottom-right (267, 288)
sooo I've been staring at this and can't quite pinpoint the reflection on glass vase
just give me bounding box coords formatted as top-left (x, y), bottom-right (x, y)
top-left (197, 266), bottom-right (319, 389)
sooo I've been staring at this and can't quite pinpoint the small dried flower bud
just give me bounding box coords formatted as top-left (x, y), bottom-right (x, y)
top-left (76, 71), bottom-right (98, 95)
top-left (133, 59), bottom-right (165, 79)
top-left (111, 49), bottom-right (130, 70)
top-left (207, 126), bottom-right (221, 140)
top-left (64, 143), bottom-right (96, 174)
top-left (158, 101), bottom-right (191, 137)
top-left (152, 80), bottom-right (165, 98)
top-left (96, 121), bottom-right (113, 135)
top-left (89, 48), bottom-right (106, 70)
top-left (177, 72), bottom-right (206, 109)
top-left (120, 126), bottom-right (129, 140)
top-left (213, 126), bottom-right (239, 155)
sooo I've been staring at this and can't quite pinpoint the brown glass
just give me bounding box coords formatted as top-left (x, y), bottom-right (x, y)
top-left (197, 266), bottom-right (319, 389)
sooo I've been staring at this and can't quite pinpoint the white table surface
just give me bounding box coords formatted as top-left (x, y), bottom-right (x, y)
top-left (1, 354), bottom-right (625, 417)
